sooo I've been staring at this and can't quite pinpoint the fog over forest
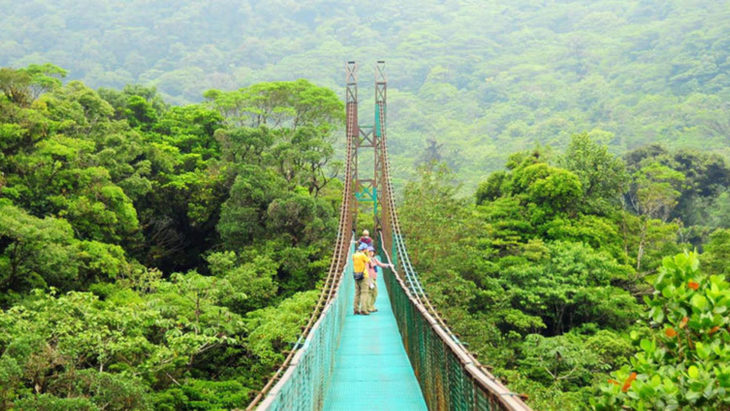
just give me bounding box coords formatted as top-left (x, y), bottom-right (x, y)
top-left (3, 0), bottom-right (729, 188)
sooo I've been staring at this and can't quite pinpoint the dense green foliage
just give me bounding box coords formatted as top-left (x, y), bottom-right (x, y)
top-left (400, 134), bottom-right (730, 409)
top-left (598, 252), bottom-right (730, 409)
top-left (2, 1), bottom-right (729, 404)
top-left (0, 67), bottom-right (342, 408)
top-left (2, 0), bottom-right (729, 189)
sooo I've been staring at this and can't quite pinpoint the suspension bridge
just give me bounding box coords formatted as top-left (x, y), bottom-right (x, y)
top-left (246, 62), bottom-right (531, 411)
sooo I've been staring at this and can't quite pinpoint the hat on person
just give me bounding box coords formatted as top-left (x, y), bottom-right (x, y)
top-left (367, 246), bottom-right (375, 251)
top-left (358, 243), bottom-right (369, 250)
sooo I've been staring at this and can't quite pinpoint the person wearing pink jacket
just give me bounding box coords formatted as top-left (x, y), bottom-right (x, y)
top-left (364, 246), bottom-right (392, 313)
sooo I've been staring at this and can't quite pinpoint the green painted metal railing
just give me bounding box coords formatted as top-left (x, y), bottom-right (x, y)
top-left (256, 240), bottom-right (355, 410)
top-left (379, 235), bottom-right (530, 411)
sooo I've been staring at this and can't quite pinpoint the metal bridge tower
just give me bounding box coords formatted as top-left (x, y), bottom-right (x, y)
top-left (347, 60), bottom-right (387, 233)
top-left (345, 61), bottom-right (360, 234)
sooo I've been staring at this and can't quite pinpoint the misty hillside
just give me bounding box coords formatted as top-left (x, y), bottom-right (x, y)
top-left (2, 0), bottom-right (729, 187)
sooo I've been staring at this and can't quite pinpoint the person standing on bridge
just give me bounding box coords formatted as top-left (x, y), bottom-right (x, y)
top-left (358, 229), bottom-right (373, 249)
top-left (352, 242), bottom-right (370, 315)
top-left (364, 246), bottom-right (391, 313)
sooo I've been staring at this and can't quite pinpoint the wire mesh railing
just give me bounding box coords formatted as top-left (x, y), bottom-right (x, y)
top-left (379, 235), bottom-right (530, 411)
top-left (255, 240), bottom-right (355, 410)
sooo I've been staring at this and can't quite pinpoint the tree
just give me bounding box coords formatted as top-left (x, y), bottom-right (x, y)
top-left (628, 162), bottom-right (686, 271)
top-left (98, 84), bottom-right (167, 121)
top-left (215, 126), bottom-right (274, 165)
top-left (0, 64), bottom-right (66, 106)
top-left (498, 241), bottom-right (638, 336)
top-left (600, 251), bottom-right (730, 409)
top-left (0, 71), bottom-right (342, 408)
top-left (0, 67), bottom-right (33, 105)
top-left (475, 170), bottom-right (508, 205)
top-left (624, 145), bottom-right (730, 228)
top-left (217, 166), bottom-right (285, 250)
top-left (125, 95), bottom-right (159, 130)
top-left (0, 201), bottom-right (134, 302)
top-left (400, 162), bottom-right (473, 265)
top-left (560, 133), bottom-right (627, 215)
top-left (244, 290), bottom-right (318, 384)
top-left (0, 280), bottom-right (247, 409)
top-left (287, 125), bottom-right (339, 196)
top-left (204, 80), bottom-right (344, 131)
top-left (205, 81), bottom-right (343, 198)
top-left (266, 125), bottom-right (338, 195)
top-left (629, 162), bottom-right (686, 223)
top-left (152, 104), bottom-right (223, 159)
top-left (0, 202), bottom-right (78, 298)
top-left (207, 251), bottom-right (278, 313)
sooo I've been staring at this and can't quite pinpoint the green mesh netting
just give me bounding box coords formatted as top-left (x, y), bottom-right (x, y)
top-left (382, 235), bottom-right (521, 411)
top-left (257, 241), bottom-right (355, 410)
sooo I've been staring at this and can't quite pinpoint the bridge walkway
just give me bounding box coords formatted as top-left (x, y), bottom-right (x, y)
top-left (323, 267), bottom-right (427, 410)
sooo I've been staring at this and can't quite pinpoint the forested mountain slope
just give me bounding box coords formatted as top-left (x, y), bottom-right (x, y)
top-left (0, 67), bottom-right (343, 409)
top-left (2, 0), bottom-right (729, 188)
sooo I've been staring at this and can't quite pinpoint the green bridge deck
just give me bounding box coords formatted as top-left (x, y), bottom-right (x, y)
top-left (323, 268), bottom-right (427, 410)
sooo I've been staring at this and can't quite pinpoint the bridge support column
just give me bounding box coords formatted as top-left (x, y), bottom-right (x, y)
top-left (349, 61), bottom-right (386, 237)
